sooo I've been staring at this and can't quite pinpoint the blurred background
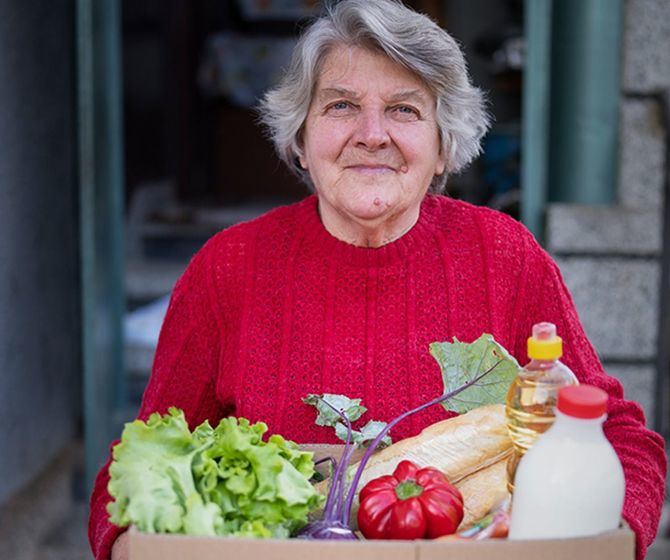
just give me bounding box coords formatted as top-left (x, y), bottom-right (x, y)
top-left (0, 0), bottom-right (668, 558)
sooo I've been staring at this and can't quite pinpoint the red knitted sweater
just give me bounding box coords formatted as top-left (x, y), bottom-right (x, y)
top-left (89, 195), bottom-right (666, 559)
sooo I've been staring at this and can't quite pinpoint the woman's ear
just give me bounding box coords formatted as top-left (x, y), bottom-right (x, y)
top-left (438, 133), bottom-right (454, 175)
top-left (435, 152), bottom-right (447, 176)
top-left (296, 129), bottom-right (307, 169)
top-left (295, 156), bottom-right (307, 170)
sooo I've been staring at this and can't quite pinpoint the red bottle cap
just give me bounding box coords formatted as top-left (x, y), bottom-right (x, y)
top-left (557, 385), bottom-right (608, 418)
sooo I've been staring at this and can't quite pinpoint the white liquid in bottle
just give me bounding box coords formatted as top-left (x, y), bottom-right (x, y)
top-left (509, 384), bottom-right (625, 540)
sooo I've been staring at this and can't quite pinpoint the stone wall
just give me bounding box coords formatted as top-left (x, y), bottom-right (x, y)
top-left (545, 0), bottom-right (668, 424)
top-left (0, 1), bottom-right (80, 505)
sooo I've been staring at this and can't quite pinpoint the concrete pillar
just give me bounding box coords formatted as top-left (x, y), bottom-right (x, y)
top-left (0, 1), bottom-right (80, 505)
top-left (548, 0), bottom-right (623, 204)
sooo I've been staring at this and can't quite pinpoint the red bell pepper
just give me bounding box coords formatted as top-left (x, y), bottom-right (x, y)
top-left (357, 459), bottom-right (464, 540)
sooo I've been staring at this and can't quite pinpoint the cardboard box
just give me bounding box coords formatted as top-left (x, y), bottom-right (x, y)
top-left (129, 526), bottom-right (635, 560)
top-left (128, 443), bottom-right (636, 560)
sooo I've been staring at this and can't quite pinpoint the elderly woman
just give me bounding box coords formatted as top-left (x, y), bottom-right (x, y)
top-left (89, 1), bottom-right (666, 559)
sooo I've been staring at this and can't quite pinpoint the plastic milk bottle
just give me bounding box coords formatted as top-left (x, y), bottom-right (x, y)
top-left (509, 384), bottom-right (625, 539)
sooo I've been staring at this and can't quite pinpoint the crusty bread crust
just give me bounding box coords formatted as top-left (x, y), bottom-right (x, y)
top-left (455, 455), bottom-right (510, 529)
top-left (350, 404), bottom-right (512, 489)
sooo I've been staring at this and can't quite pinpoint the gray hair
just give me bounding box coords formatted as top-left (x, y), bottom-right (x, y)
top-left (258, 0), bottom-right (490, 193)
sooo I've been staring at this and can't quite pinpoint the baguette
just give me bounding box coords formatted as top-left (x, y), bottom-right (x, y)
top-left (455, 455), bottom-right (510, 529)
top-left (349, 404), bottom-right (512, 489)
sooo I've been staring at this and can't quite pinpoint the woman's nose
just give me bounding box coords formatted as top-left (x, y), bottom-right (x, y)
top-left (352, 109), bottom-right (390, 150)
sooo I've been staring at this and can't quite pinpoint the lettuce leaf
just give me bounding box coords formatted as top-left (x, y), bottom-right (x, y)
top-left (196, 417), bottom-right (321, 533)
top-left (182, 494), bottom-right (223, 536)
top-left (107, 408), bottom-right (207, 534)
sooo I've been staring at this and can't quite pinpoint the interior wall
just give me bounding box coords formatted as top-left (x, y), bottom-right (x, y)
top-left (0, 0), bottom-right (80, 505)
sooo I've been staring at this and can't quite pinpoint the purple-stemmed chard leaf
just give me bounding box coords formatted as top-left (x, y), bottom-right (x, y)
top-left (303, 394), bottom-right (366, 426)
top-left (334, 420), bottom-right (391, 448)
top-left (429, 334), bottom-right (519, 414)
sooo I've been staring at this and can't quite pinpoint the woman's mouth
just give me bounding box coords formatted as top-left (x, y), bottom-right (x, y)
top-left (346, 164), bottom-right (396, 175)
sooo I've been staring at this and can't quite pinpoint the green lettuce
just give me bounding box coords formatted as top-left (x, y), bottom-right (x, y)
top-left (107, 408), bottom-right (323, 537)
top-left (107, 408), bottom-right (210, 534)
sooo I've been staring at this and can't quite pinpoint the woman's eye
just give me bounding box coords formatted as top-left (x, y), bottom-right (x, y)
top-left (327, 101), bottom-right (352, 113)
top-left (392, 105), bottom-right (419, 119)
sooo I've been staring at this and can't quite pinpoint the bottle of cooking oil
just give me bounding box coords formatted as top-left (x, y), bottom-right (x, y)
top-left (505, 322), bottom-right (578, 492)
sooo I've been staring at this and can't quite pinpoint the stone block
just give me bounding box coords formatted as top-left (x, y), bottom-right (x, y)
top-left (604, 362), bottom-right (656, 424)
top-left (622, 0), bottom-right (670, 92)
top-left (554, 257), bottom-right (660, 360)
top-left (618, 98), bottom-right (666, 209)
top-left (546, 204), bottom-right (662, 255)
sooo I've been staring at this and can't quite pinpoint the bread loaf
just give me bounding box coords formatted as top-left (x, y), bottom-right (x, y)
top-left (348, 404), bottom-right (511, 489)
top-left (455, 454), bottom-right (510, 528)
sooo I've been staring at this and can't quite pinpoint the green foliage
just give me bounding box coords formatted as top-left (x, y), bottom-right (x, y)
top-left (334, 420), bottom-right (392, 448)
top-left (302, 394), bottom-right (367, 426)
top-left (303, 394), bottom-right (391, 449)
top-left (429, 333), bottom-right (519, 414)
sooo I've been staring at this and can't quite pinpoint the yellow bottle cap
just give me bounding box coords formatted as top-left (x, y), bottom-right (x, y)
top-left (527, 322), bottom-right (563, 360)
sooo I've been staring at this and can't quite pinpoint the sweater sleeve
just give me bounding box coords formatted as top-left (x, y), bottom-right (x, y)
top-left (519, 245), bottom-right (667, 559)
top-left (88, 244), bottom-right (227, 560)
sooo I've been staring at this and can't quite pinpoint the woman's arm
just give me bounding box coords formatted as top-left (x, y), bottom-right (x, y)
top-left (88, 244), bottom-right (227, 560)
top-left (522, 249), bottom-right (667, 559)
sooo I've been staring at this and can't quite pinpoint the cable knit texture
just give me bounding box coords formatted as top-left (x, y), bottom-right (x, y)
top-left (89, 195), bottom-right (666, 559)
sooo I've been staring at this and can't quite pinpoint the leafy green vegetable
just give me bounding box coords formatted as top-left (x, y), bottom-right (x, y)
top-left (302, 394), bottom-right (366, 426)
top-left (107, 408), bottom-right (323, 538)
top-left (303, 394), bottom-right (391, 449)
top-left (107, 408), bottom-right (209, 534)
top-left (182, 494), bottom-right (223, 536)
top-left (429, 333), bottom-right (519, 414)
top-left (334, 420), bottom-right (391, 448)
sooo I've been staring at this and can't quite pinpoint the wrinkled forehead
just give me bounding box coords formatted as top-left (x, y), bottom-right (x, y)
top-left (312, 43), bottom-right (436, 106)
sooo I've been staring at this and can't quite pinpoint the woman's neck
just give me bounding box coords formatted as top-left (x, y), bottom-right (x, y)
top-left (317, 201), bottom-right (421, 248)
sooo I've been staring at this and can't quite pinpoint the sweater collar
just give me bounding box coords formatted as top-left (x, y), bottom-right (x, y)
top-left (298, 194), bottom-right (443, 268)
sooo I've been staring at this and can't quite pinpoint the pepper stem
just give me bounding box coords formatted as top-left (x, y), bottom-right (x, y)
top-left (395, 480), bottom-right (423, 500)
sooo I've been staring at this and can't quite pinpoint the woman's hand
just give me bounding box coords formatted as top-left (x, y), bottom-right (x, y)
top-left (111, 531), bottom-right (129, 560)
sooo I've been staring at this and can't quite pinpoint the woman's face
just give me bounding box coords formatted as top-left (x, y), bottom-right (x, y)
top-left (300, 45), bottom-right (446, 246)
